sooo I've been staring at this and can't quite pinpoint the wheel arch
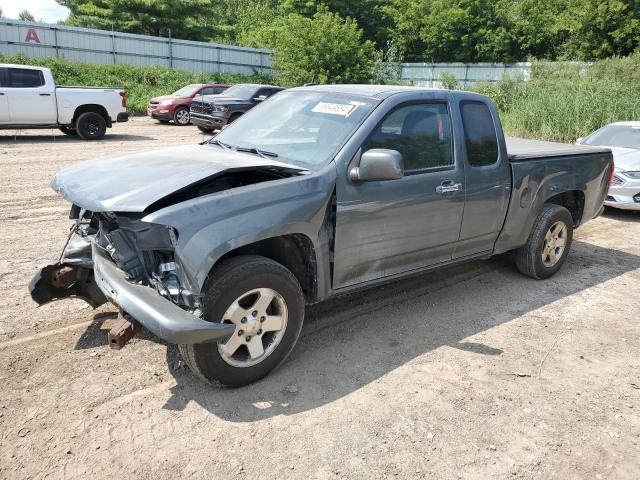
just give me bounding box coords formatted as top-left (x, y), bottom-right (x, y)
top-left (204, 234), bottom-right (319, 304)
top-left (544, 189), bottom-right (585, 227)
top-left (72, 104), bottom-right (111, 127)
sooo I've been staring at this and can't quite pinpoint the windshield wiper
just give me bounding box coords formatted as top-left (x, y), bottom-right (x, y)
top-left (235, 146), bottom-right (279, 158)
top-left (209, 139), bottom-right (232, 150)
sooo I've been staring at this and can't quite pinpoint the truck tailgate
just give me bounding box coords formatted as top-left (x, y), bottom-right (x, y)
top-left (506, 137), bottom-right (611, 161)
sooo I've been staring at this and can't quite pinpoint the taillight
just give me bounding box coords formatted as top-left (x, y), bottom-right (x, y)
top-left (607, 161), bottom-right (615, 192)
top-left (119, 91), bottom-right (127, 108)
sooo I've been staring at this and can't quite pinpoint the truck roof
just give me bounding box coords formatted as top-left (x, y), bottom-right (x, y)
top-left (290, 84), bottom-right (491, 101)
top-left (0, 63), bottom-right (48, 70)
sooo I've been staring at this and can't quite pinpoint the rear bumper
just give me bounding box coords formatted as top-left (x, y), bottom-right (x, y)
top-left (92, 244), bottom-right (235, 344)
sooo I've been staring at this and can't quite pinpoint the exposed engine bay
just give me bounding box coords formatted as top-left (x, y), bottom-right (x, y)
top-left (31, 166), bottom-right (303, 312)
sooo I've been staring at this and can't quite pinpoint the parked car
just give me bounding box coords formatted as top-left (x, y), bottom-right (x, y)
top-left (30, 86), bottom-right (613, 386)
top-left (0, 64), bottom-right (128, 140)
top-left (147, 83), bottom-right (231, 126)
top-left (577, 122), bottom-right (640, 210)
top-left (190, 83), bottom-right (284, 133)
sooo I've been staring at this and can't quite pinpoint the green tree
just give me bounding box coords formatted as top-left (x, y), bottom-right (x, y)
top-left (251, 7), bottom-right (377, 85)
top-left (280, 0), bottom-right (392, 48)
top-left (18, 10), bottom-right (36, 21)
top-left (558, 0), bottom-right (640, 60)
top-left (57, 0), bottom-right (228, 41)
top-left (507, 0), bottom-right (571, 60)
top-left (385, 0), bottom-right (518, 62)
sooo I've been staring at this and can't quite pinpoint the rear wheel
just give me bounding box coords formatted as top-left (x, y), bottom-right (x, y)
top-left (173, 107), bottom-right (190, 126)
top-left (515, 204), bottom-right (574, 279)
top-left (179, 256), bottom-right (305, 387)
top-left (58, 126), bottom-right (77, 136)
top-left (228, 112), bottom-right (242, 124)
top-left (75, 112), bottom-right (107, 140)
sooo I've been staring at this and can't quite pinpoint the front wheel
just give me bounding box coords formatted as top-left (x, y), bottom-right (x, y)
top-left (173, 107), bottom-right (190, 126)
top-left (178, 256), bottom-right (305, 387)
top-left (75, 111), bottom-right (107, 140)
top-left (515, 204), bottom-right (574, 279)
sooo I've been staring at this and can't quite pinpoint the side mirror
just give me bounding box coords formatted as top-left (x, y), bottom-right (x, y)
top-left (576, 137), bottom-right (584, 144)
top-left (253, 95), bottom-right (267, 102)
top-left (349, 149), bottom-right (404, 183)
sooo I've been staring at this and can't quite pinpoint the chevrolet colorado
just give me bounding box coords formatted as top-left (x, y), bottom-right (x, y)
top-left (30, 86), bottom-right (613, 386)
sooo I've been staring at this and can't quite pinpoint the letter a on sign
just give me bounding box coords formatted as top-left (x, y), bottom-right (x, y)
top-left (25, 28), bottom-right (41, 44)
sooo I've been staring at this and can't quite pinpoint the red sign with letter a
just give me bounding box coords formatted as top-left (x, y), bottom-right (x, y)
top-left (25, 28), bottom-right (41, 44)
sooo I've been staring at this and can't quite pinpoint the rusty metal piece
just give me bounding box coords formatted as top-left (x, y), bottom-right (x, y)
top-left (50, 266), bottom-right (77, 288)
top-left (107, 313), bottom-right (139, 350)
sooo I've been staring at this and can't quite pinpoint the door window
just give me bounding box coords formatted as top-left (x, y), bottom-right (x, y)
top-left (362, 102), bottom-right (453, 172)
top-left (6, 68), bottom-right (45, 88)
top-left (460, 101), bottom-right (499, 166)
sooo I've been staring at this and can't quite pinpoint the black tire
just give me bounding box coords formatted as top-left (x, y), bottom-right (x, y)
top-left (75, 111), bottom-right (107, 140)
top-left (198, 126), bottom-right (214, 134)
top-left (515, 204), bottom-right (574, 279)
top-left (58, 126), bottom-right (77, 136)
top-left (228, 112), bottom-right (242, 124)
top-left (179, 255), bottom-right (305, 387)
top-left (173, 107), bottom-right (191, 126)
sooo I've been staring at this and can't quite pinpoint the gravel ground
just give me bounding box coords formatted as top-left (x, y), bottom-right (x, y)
top-left (1, 118), bottom-right (639, 480)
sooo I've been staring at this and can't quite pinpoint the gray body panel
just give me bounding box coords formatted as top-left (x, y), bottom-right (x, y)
top-left (37, 86), bottom-right (613, 344)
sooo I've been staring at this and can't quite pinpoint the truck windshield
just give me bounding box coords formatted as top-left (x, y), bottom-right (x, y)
top-left (172, 85), bottom-right (201, 97)
top-left (220, 84), bottom-right (261, 100)
top-left (212, 91), bottom-right (376, 167)
top-left (584, 125), bottom-right (640, 150)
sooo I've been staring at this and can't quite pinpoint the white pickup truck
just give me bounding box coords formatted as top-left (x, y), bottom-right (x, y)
top-left (0, 64), bottom-right (128, 140)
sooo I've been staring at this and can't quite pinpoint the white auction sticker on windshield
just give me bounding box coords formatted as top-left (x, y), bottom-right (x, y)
top-left (312, 102), bottom-right (360, 117)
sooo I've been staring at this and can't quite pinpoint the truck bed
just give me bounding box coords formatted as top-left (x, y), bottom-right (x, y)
top-left (506, 137), bottom-right (611, 161)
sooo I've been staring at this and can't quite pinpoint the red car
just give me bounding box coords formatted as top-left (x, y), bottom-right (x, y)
top-left (147, 84), bottom-right (231, 125)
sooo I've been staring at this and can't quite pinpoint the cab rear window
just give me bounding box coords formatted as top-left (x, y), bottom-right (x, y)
top-left (6, 68), bottom-right (45, 88)
top-left (460, 101), bottom-right (499, 166)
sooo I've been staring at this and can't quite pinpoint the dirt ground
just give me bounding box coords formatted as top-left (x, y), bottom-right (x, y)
top-left (1, 118), bottom-right (639, 480)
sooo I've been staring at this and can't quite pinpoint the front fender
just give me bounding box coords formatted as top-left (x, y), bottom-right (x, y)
top-left (143, 165), bottom-right (336, 294)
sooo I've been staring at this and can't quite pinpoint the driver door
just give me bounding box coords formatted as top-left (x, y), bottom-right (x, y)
top-left (333, 101), bottom-right (465, 288)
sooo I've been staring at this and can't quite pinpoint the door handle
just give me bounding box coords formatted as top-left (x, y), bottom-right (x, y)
top-left (39, 93), bottom-right (51, 96)
top-left (436, 181), bottom-right (462, 194)
top-left (0, 92), bottom-right (4, 95)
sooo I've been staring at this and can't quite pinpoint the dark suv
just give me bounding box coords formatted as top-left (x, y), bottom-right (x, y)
top-left (190, 83), bottom-right (283, 133)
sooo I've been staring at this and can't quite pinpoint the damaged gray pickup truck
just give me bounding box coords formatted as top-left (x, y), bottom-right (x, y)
top-left (30, 85), bottom-right (613, 386)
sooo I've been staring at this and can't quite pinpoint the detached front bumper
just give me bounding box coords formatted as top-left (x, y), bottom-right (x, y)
top-left (91, 244), bottom-right (234, 344)
top-left (190, 112), bottom-right (228, 129)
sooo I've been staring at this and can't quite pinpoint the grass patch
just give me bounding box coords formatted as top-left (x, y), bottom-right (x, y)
top-left (476, 53), bottom-right (640, 142)
top-left (0, 54), bottom-right (274, 115)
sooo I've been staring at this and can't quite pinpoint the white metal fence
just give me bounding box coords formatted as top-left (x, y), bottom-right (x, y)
top-left (0, 18), bottom-right (272, 75)
top-left (401, 62), bottom-right (531, 87)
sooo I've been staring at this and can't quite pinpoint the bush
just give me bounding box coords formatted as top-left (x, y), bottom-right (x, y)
top-left (0, 54), bottom-right (274, 115)
top-left (474, 54), bottom-right (640, 142)
top-left (250, 7), bottom-right (377, 86)
top-left (438, 72), bottom-right (459, 90)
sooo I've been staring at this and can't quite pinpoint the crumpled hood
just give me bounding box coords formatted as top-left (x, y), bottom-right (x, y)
top-left (609, 146), bottom-right (640, 172)
top-left (51, 144), bottom-right (304, 213)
